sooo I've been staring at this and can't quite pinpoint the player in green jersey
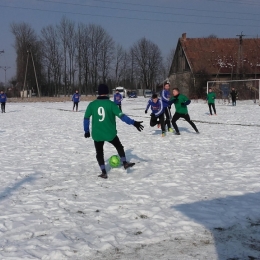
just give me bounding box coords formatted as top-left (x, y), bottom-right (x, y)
top-left (169, 88), bottom-right (199, 135)
top-left (84, 84), bottom-right (144, 179)
top-left (206, 88), bottom-right (217, 115)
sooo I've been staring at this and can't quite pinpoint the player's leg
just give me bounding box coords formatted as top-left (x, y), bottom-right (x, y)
top-left (94, 140), bottom-right (107, 178)
top-left (150, 114), bottom-right (158, 127)
top-left (164, 107), bottom-right (171, 130)
top-left (158, 113), bottom-right (166, 137)
top-left (76, 102), bottom-right (78, 112)
top-left (208, 104), bottom-right (212, 115)
top-left (3, 102), bottom-right (5, 113)
top-left (212, 103), bottom-right (217, 115)
top-left (1, 103), bottom-right (3, 113)
top-left (73, 102), bottom-right (75, 111)
top-left (118, 104), bottom-right (122, 111)
top-left (182, 114), bottom-right (199, 133)
top-left (171, 113), bottom-right (181, 135)
top-left (109, 136), bottom-right (135, 169)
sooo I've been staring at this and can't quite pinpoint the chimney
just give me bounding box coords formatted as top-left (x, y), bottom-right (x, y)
top-left (182, 33), bottom-right (187, 41)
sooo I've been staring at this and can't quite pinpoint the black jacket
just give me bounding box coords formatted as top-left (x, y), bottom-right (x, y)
top-left (230, 90), bottom-right (238, 99)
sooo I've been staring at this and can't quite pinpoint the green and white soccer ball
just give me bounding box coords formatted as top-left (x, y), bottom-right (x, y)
top-left (109, 155), bottom-right (121, 168)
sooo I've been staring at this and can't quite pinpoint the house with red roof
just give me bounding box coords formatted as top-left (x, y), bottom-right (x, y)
top-left (168, 33), bottom-right (260, 99)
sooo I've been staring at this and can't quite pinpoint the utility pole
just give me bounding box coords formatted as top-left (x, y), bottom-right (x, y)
top-left (236, 32), bottom-right (245, 79)
top-left (22, 43), bottom-right (40, 99)
top-left (0, 66), bottom-right (11, 87)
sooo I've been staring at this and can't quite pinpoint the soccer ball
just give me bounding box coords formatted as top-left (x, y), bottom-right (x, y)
top-left (109, 155), bottom-right (121, 168)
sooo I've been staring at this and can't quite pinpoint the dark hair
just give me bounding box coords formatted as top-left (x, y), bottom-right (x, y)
top-left (172, 88), bottom-right (179, 92)
top-left (152, 93), bottom-right (158, 99)
top-left (209, 88), bottom-right (212, 90)
top-left (164, 82), bottom-right (170, 87)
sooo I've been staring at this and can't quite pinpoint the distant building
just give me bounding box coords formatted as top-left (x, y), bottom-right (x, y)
top-left (168, 33), bottom-right (260, 98)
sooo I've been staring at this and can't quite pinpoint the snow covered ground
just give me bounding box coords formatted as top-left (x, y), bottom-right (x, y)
top-left (0, 97), bottom-right (260, 260)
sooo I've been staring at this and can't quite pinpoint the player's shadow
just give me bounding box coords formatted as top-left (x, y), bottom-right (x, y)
top-left (151, 129), bottom-right (162, 135)
top-left (0, 172), bottom-right (39, 201)
top-left (6, 110), bottom-right (21, 113)
top-left (172, 192), bottom-right (260, 260)
top-left (124, 148), bottom-right (151, 163)
top-left (178, 126), bottom-right (191, 133)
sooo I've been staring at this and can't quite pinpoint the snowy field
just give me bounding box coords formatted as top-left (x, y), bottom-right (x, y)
top-left (1, 97), bottom-right (260, 260)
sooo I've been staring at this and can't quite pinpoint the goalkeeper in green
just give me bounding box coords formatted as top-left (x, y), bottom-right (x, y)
top-left (84, 84), bottom-right (144, 179)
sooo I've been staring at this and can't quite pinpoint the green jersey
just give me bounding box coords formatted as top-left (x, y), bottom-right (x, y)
top-left (84, 98), bottom-right (123, 142)
top-left (170, 94), bottom-right (189, 114)
top-left (207, 92), bottom-right (216, 104)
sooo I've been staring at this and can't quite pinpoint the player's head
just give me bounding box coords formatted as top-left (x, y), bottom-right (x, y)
top-left (116, 89), bottom-right (119, 92)
top-left (0, 90), bottom-right (3, 94)
top-left (172, 88), bottom-right (179, 97)
top-left (152, 93), bottom-right (158, 102)
top-left (98, 84), bottom-right (109, 96)
top-left (75, 90), bottom-right (78, 93)
top-left (164, 82), bottom-right (170, 90)
top-left (209, 88), bottom-right (212, 92)
top-left (232, 87), bottom-right (235, 90)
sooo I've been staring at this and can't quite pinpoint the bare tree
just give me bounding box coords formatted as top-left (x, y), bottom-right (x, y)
top-left (76, 23), bottom-right (91, 94)
top-left (66, 20), bottom-right (76, 91)
top-left (131, 38), bottom-right (163, 91)
top-left (114, 44), bottom-right (126, 86)
top-left (57, 17), bottom-right (71, 95)
top-left (87, 24), bottom-right (114, 93)
top-left (10, 22), bottom-right (43, 95)
top-left (41, 25), bottom-right (63, 96)
top-left (99, 34), bottom-right (114, 84)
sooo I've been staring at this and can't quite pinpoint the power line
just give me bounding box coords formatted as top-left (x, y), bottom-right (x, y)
top-left (1, 4), bottom-right (260, 28)
top-left (36, 0), bottom-right (260, 17)
top-left (35, 0), bottom-right (260, 23)
top-left (89, 0), bottom-right (260, 9)
top-left (206, 0), bottom-right (260, 6)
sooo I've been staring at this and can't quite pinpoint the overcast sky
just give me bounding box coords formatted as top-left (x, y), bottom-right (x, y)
top-left (0, 0), bottom-right (260, 83)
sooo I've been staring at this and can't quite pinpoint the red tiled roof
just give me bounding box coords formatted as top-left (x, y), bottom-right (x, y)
top-left (180, 37), bottom-right (260, 75)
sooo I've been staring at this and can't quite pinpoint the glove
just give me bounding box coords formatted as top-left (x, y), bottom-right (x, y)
top-left (84, 132), bottom-right (90, 138)
top-left (181, 102), bottom-right (185, 106)
top-left (133, 121), bottom-right (144, 132)
top-left (145, 110), bottom-right (147, 114)
top-left (168, 105), bottom-right (171, 109)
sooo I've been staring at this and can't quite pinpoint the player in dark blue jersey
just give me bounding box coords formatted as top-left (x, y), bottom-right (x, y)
top-left (160, 82), bottom-right (173, 132)
top-left (145, 94), bottom-right (166, 137)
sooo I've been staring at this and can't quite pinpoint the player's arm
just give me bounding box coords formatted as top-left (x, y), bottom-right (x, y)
top-left (161, 90), bottom-right (169, 102)
top-left (83, 105), bottom-right (92, 137)
top-left (181, 96), bottom-right (191, 106)
top-left (145, 99), bottom-right (151, 113)
top-left (168, 96), bottom-right (177, 105)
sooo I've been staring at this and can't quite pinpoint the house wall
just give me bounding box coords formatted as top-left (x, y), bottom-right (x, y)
top-left (170, 41), bottom-right (191, 75)
top-left (168, 71), bottom-right (192, 97)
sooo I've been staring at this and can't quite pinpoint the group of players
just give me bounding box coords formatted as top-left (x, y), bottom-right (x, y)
top-left (83, 82), bottom-right (200, 179)
top-left (114, 82), bottom-right (199, 137)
